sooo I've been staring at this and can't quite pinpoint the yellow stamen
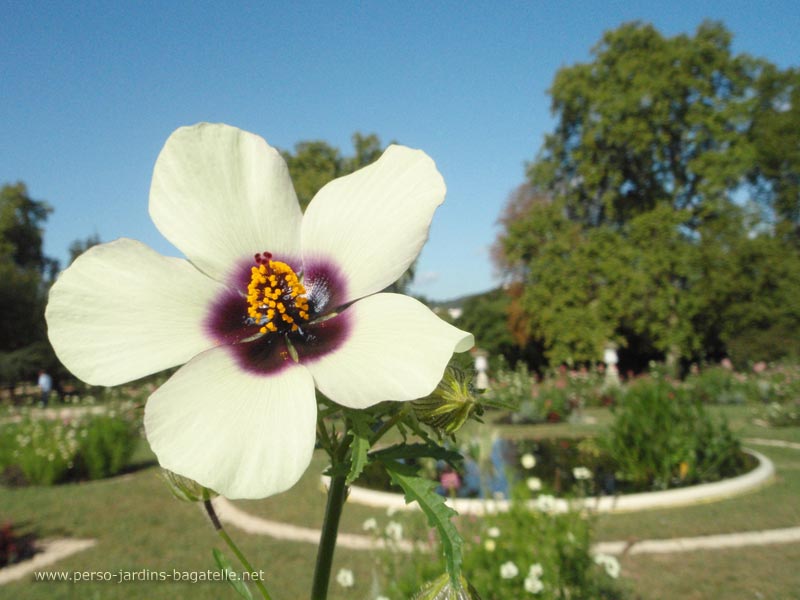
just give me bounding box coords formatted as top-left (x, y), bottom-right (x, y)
top-left (246, 257), bottom-right (310, 335)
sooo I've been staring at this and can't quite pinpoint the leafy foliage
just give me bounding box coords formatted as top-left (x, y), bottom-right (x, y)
top-left (493, 22), bottom-right (800, 369)
top-left (600, 377), bottom-right (745, 490)
top-left (345, 414), bottom-right (372, 485)
top-left (383, 459), bottom-right (464, 585)
top-left (0, 405), bottom-right (140, 485)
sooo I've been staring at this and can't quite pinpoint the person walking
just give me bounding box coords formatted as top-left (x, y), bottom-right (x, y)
top-left (37, 370), bottom-right (52, 407)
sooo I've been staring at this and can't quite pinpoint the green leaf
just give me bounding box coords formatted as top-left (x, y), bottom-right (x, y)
top-left (370, 442), bottom-right (462, 466)
top-left (382, 460), bottom-right (463, 585)
top-left (346, 415), bottom-right (372, 485)
top-left (212, 548), bottom-right (254, 600)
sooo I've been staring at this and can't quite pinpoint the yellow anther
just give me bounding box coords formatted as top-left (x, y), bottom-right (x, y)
top-left (247, 256), bottom-right (310, 335)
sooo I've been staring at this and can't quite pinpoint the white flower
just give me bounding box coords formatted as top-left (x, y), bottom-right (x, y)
top-left (526, 477), bottom-right (542, 491)
top-left (594, 553), bottom-right (621, 579)
top-left (528, 563), bottom-right (543, 578)
top-left (487, 526), bottom-right (501, 538)
top-left (572, 466), bottom-right (592, 480)
top-left (386, 506), bottom-right (398, 517)
top-left (535, 494), bottom-right (557, 513)
top-left (520, 453), bottom-right (537, 469)
top-left (45, 124), bottom-right (473, 499)
top-left (362, 517), bottom-right (378, 532)
top-left (524, 575), bottom-right (544, 594)
top-left (385, 521), bottom-right (403, 542)
top-left (335, 568), bottom-right (354, 588)
top-left (484, 539), bottom-right (496, 552)
top-left (500, 561), bottom-right (519, 579)
top-left (376, 596), bottom-right (390, 600)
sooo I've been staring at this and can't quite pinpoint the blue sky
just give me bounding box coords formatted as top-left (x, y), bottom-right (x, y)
top-left (2, 1), bottom-right (797, 300)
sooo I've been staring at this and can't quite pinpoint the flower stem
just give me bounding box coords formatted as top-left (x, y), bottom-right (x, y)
top-left (203, 499), bottom-right (274, 600)
top-left (369, 405), bottom-right (408, 446)
top-left (310, 430), bottom-right (352, 599)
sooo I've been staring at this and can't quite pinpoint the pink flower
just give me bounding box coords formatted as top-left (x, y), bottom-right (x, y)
top-left (440, 470), bottom-right (461, 492)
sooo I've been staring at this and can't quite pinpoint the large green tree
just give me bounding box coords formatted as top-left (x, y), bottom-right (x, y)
top-left (496, 21), bottom-right (800, 368)
top-left (0, 183), bottom-right (59, 384)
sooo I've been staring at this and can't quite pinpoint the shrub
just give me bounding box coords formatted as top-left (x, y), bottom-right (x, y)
top-left (601, 378), bottom-right (746, 490)
top-left (684, 366), bottom-right (751, 405)
top-left (761, 400), bottom-right (800, 427)
top-left (74, 414), bottom-right (139, 480)
top-left (0, 404), bottom-right (140, 485)
top-left (485, 363), bottom-right (573, 423)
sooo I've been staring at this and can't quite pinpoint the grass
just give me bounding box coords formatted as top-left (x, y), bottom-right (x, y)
top-left (1, 405), bottom-right (799, 599)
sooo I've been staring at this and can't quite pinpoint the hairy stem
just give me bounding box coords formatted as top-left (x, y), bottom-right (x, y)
top-left (204, 498), bottom-right (273, 600)
top-left (310, 428), bottom-right (353, 599)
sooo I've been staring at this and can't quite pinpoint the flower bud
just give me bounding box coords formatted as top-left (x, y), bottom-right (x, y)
top-left (162, 469), bottom-right (217, 502)
top-left (414, 573), bottom-right (482, 600)
top-left (412, 365), bottom-right (482, 435)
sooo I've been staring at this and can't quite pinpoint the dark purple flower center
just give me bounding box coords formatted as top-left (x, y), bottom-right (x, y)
top-left (206, 252), bottom-right (351, 375)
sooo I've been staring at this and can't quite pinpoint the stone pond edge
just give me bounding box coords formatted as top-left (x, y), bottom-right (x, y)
top-left (335, 448), bottom-right (774, 516)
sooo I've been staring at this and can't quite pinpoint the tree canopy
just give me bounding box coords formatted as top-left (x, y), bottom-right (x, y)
top-left (495, 21), bottom-right (800, 370)
top-left (0, 183), bottom-right (59, 383)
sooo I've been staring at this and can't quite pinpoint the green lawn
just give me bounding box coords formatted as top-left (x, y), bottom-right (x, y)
top-left (1, 406), bottom-right (799, 599)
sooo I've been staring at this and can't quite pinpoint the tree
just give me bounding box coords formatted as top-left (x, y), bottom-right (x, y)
top-left (68, 232), bottom-right (102, 265)
top-left (530, 21), bottom-right (762, 228)
top-left (495, 21), bottom-right (800, 368)
top-left (748, 66), bottom-right (800, 241)
top-left (0, 182), bottom-right (54, 273)
top-left (0, 183), bottom-right (60, 386)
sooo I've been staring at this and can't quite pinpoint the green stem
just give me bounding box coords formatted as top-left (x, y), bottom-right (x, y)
top-left (369, 406), bottom-right (408, 446)
top-left (204, 499), bottom-right (273, 600)
top-left (310, 430), bottom-right (352, 599)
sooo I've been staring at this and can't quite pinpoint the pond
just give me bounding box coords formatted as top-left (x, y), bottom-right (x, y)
top-left (356, 436), bottom-right (757, 499)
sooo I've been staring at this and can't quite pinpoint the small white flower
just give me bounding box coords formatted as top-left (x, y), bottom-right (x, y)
top-left (376, 596), bottom-right (390, 600)
top-left (524, 575), bottom-right (544, 594)
top-left (500, 561), bottom-right (519, 579)
top-left (487, 526), bottom-right (501, 538)
top-left (535, 494), bottom-right (557, 513)
top-left (484, 539), bottom-right (496, 552)
top-left (573, 466), bottom-right (592, 480)
top-left (520, 453), bottom-right (537, 469)
top-left (385, 521), bottom-right (403, 542)
top-left (335, 568), bottom-right (354, 588)
top-left (526, 476), bottom-right (542, 491)
top-left (594, 553), bottom-right (621, 579)
top-left (386, 506), bottom-right (398, 517)
top-left (362, 517), bottom-right (378, 532)
top-left (528, 563), bottom-right (543, 578)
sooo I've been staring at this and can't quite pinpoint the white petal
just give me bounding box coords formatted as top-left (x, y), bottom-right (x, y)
top-left (303, 293), bottom-right (473, 409)
top-left (45, 238), bottom-right (225, 386)
top-left (144, 347), bottom-right (317, 499)
top-left (150, 123), bottom-right (303, 281)
top-left (301, 145), bottom-right (445, 305)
